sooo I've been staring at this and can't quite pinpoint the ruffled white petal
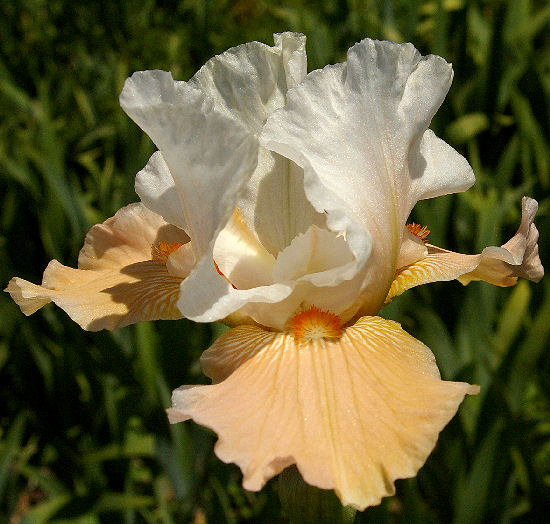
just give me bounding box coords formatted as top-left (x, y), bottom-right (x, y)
top-left (186, 218), bottom-right (365, 330)
top-left (120, 36), bottom-right (317, 325)
top-left (177, 257), bottom-right (294, 327)
top-left (272, 225), bottom-right (355, 286)
top-left (168, 317), bottom-right (478, 510)
top-left (262, 39), bottom-right (474, 313)
top-left (190, 33), bottom-right (321, 255)
top-left (189, 32), bottom-right (307, 134)
top-left (135, 151), bottom-right (187, 232)
top-left (120, 70), bottom-right (258, 257)
top-left (189, 32), bottom-right (321, 255)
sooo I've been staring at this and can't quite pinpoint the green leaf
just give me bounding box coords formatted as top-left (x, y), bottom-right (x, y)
top-left (446, 113), bottom-right (490, 145)
top-left (453, 421), bottom-right (504, 524)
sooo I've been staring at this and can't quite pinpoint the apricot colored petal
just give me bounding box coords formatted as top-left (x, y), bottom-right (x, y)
top-left (5, 260), bottom-right (183, 331)
top-left (5, 203), bottom-right (190, 330)
top-left (386, 249), bottom-right (480, 303)
top-left (459, 196), bottom-right (543, 285)
top-left (168, 317), bottom-right (477, 510)
top-left (78, 203), bottom-right (188, 271)
top-left (386, 197), bottom-right (544, 302)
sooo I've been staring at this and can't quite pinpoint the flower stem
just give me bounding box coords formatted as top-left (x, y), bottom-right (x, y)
top-left (278, 466), bottom-right (357, 524)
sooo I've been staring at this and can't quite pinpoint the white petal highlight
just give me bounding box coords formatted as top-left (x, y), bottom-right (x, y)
top-left (272, 225), bottom-right (355, 286)
top-left (213, 208), bottom-right (275, 290)
top-left (168, 317), bottom-right (478, 510)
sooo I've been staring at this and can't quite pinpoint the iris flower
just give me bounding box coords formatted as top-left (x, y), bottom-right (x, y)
top-left (6, 34), bottom-right (543, 510)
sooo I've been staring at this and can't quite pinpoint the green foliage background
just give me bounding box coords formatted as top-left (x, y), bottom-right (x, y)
top-left (1, 0), bottom-right (549, 522)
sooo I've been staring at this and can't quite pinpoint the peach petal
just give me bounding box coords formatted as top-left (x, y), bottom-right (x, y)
top-left (78, 203), bottom-right (189, 270)
top-left (5, 203), bottom-right (190, 330)
top-left (168, 317), bottom-right (477, 510)
top-left (459, 196), bottom-right (543, 285)
top-left (386, 249), bottom-right (480, 303)
top-left (6, 260), bottom-right (184, 331)
top-left (386, 196), bottom-right (544, 302)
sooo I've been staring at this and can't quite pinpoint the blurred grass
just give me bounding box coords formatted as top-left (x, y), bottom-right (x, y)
top-left (1, 0), bottom-right (549, 522)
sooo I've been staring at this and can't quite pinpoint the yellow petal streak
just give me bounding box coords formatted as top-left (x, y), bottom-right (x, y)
top-left (289, 306), bottom-right (342, 343)
top-left (385, 250), bottom-right (480, 303)
top-left (168, 317), bottom-right (478, 510)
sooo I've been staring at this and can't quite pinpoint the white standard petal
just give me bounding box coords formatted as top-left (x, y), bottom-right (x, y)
top-left (262, 39), bottom-right (472, 313)
top-left (188, 32), bottom-right (320, 255)
top-left (135, 151), bottom-right (187, 232)
top-left (238, 148), bottom-right (326, 256)
top-left (120, 70), bottom-right (258, 258)
top-left (189, 32), bottom-right (307, 134)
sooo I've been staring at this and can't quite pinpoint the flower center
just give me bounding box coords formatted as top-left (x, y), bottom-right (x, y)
top-left (151, 241), bottom-right (184, 262)
top-left (289, 306), bottom-right (342, 343)
top-left (407, 222), bottom-right (430, 242)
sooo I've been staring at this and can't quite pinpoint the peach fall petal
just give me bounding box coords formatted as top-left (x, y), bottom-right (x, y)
top-left (386, 197), bottom-right (543, 302)
top-left (168, 317), bottom-right (478, 510)
top-left (5, 203), bottom-right (191, 330)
